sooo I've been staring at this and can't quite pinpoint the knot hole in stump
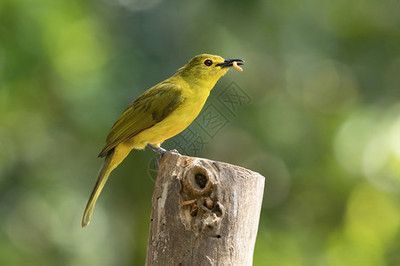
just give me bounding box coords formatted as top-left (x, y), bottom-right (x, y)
top-left (195, 173), bottom-right (207, 189)
top-left (182, 165), bottom-right (214, 197)
top-left (179, 160), bottom-right (225, 235)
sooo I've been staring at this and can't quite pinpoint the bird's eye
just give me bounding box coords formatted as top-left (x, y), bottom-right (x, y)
top-left (204, 59), bottom-right (213, 66)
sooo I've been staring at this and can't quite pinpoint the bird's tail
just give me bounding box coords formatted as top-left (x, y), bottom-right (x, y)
top-left (81, 150), bottom-right (115, 227)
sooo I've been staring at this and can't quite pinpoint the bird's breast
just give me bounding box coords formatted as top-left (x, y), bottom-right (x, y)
top-left (131, 89), bottom-right (210, 147)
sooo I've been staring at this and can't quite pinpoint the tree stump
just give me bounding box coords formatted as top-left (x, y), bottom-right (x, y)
top-left (146, 152), bottom-right (265, 266)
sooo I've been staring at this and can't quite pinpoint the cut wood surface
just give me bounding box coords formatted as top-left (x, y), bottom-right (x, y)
top-left (146, 152), bottom-right (265, 266)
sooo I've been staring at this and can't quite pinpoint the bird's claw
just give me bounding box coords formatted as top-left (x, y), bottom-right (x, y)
top-left (147, 144), bottom-right (167, 155)
top-left (147, 145), bottom-right (180, 156)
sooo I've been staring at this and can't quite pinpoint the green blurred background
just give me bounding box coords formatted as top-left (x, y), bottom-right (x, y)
top-left (1, 0), bottom-right (400, 265)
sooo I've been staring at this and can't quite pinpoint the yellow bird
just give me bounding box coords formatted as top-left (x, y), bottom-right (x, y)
top-left (81, 54), bottom-right (244, 227)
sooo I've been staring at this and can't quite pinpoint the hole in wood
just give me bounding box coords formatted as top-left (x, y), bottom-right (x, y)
top-left (195, 173), bottom-right (208, 189)
top-left (212, 203), bottom-right (223, 217)
top-left (182, 165), bottom-right (213, 196)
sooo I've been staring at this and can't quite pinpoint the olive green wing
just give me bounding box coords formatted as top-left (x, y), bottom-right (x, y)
top-left (98, 82), bottom-right (184, 157)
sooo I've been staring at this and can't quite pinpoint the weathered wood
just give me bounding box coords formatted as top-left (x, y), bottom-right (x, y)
top-left (146, 152), bottom-right (265, 266)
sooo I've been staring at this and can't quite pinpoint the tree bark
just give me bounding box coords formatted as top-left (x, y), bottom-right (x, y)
top-left (146, 152), bottom-right (265, 266)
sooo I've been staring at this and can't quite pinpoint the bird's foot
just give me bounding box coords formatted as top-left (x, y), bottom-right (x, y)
top-left (147, 145), bottom-right (180, 156)
top-left (147, 144), bottom-right (167, 155)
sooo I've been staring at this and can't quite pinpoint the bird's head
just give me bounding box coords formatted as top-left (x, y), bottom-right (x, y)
top-left (176, 54), bottom-right (244, 87)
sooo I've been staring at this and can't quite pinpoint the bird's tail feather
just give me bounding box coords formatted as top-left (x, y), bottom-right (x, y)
top-left (81, 151), bottom-right (114, 227)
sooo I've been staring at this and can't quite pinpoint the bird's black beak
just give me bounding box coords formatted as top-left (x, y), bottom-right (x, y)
top-left (216, 58), bottom-right (244, 68)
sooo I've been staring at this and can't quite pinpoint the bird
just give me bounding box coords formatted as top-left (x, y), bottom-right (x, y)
top-left (81, 54), bottom-right (244, 227)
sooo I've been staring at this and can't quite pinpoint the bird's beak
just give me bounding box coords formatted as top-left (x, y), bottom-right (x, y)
top-left (216, 58), bottom-right (244, 68)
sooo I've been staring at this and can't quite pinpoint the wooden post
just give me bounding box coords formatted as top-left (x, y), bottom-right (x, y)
top-left (146, 152), bottom-right (265, 266)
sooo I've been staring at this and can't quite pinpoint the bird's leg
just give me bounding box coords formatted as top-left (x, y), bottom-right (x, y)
top-left (147, 144), bottom-right (181, 155)
top-left (147, 144), bottom-right (167, 155)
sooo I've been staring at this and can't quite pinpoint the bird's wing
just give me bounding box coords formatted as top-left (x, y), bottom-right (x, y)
top-left (98, 82), bottom-right (184, 157)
